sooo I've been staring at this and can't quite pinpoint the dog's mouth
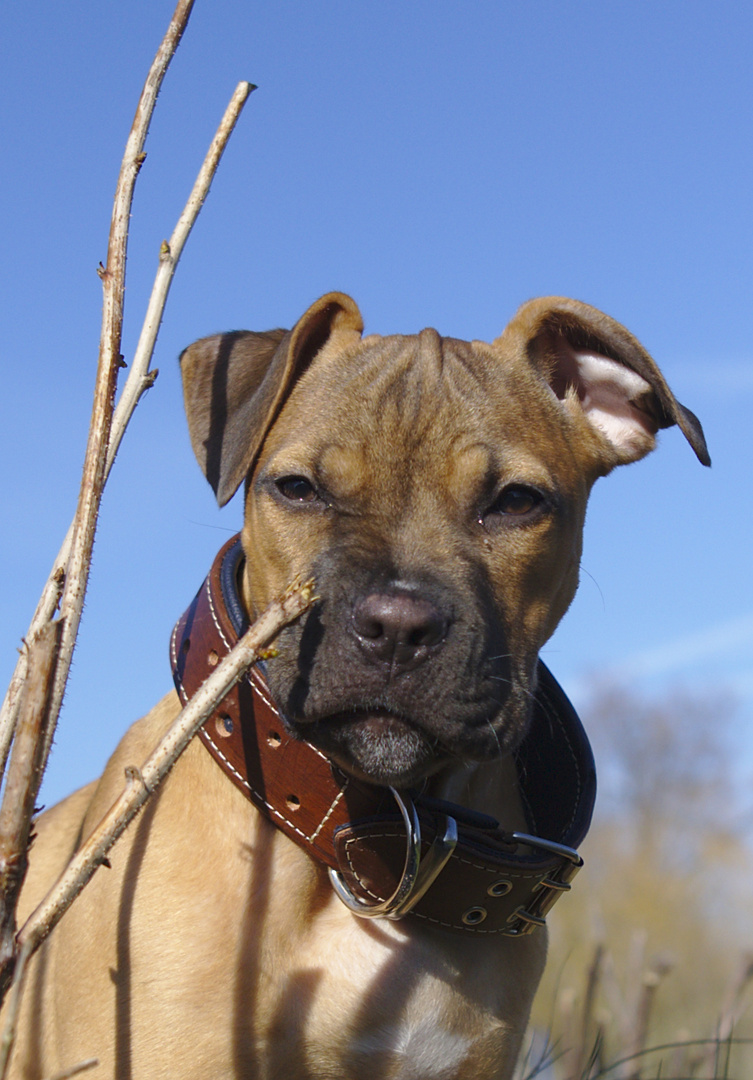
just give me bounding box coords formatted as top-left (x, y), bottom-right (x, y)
top-left (294, 709), bottom-right (449, 787)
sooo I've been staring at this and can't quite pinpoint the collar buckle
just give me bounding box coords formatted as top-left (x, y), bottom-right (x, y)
top-left (328, 788), bottom-right (458, 920)
top-left (501, 832), bottom-right (583, 936)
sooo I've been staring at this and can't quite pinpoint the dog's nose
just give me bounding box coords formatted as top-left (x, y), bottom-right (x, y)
top-left (352, 591), bottom-right (448, 670)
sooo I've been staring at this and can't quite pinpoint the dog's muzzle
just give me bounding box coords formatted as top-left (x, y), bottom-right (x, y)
top-left (170, 535), bottom-right (596, 935)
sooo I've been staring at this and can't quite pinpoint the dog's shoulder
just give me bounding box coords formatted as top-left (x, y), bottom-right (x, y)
top-left (19, 692), bottom-right (183, 922)
top-left (18, 781), bottom-right (98, 924)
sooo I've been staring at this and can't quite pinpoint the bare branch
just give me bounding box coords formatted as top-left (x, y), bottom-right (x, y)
top-left (0, 623), bottom-right (62, 983)
top-left (45, 1060), bottom-right (99, 1080)
top-left (17, 578), bottom-right (314, 961)
top-left (0, 940), bottom-right (32, 1079)
top-left (0, 3), bottom-right (263, 1071)
top-left (0, 22), bottom-right (254, 783)
top-left (0, 570), bottom-right (65, 784)
top-left (44, 0), bottom-right (195, 768)
top-left (106, 79), bottom-right (255, 474)
top-left (0, 0), bottom-right (195, 774)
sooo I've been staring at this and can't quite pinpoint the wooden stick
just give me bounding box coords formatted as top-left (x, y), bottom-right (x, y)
top-left (38, 0), bottom-right (196, 766)
top-left (0, 0), bottom-right (194, 775)
top-left (0, 940), bottom-right (32, 1079)
top-left (0, 29), bottom-right (254, 781)
top-left (18, 579), bottom-right (314, 959)
top-left (0, 580), bottom-right (312, 1078)
top-left (105, 78), bottom-right (255, 476)
top-left (0, 623), bottom-right (62, 989)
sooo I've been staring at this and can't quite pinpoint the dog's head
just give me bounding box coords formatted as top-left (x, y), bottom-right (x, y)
top-left (180, 293), bottom-right (708, 787)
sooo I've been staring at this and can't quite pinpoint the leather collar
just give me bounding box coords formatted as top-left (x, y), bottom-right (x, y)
top-left (170, 535), bottom-right (596, 935)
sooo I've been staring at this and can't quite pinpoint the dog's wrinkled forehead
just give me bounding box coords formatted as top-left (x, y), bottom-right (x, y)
top-left (261, 326), bottom-right (574, 475)
top-left (180, 291), bottom-right (709, 509)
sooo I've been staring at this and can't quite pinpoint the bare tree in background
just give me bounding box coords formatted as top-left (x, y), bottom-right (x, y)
top-left (586, 682), bottom-right (743, 861)
top-left (527, 681), bottom-right (753, 1079)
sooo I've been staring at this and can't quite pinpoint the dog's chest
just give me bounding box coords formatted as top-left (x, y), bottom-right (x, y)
top-left (182, 722), bottom-right (549, 1079)
top-left (248, 884), bottom-right (545, 1080)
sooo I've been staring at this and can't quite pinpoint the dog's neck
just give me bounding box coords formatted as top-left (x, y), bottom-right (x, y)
top-left (170, 535), bottom-right (596, 936)
top-left (428, 755), bottom-right (529, 834)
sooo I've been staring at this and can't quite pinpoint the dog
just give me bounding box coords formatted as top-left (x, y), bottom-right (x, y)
top-left (9, 292), bottom-right (708, 1079)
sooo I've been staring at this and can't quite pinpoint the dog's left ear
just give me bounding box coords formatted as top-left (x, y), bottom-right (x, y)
top-left (496, 297), bottom-right (710, 469)
top-left (180, 292), bottom-right (364, 505)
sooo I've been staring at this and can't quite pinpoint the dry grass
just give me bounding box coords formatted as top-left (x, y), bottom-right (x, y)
top-left (519, 941), bottom-right (753, 1079)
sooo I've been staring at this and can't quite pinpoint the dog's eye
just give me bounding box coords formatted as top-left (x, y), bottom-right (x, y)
top-left (495, 486), bottom-right (541, 515)
top-left (276, 476), bottom-right (318, 503)
top-left (482, 485), bottom-right (545, 522)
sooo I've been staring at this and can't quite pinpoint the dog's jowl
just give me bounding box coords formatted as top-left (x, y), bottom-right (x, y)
top-left (9, 294), bottom-right (708, 1080)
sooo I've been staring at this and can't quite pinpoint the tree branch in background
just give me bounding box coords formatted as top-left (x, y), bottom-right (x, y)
top-left (526, 681), bottom-right (753, 1078)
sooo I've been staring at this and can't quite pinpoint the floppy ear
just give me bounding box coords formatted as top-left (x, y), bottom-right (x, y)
top-left (496, 297), bottom-right (710, 468)
top-left (180, 292), bottom-right (364, 505)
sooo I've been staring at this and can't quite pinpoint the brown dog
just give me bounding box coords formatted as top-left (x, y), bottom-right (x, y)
top-left (9, 293), bottom-right (708, 1079)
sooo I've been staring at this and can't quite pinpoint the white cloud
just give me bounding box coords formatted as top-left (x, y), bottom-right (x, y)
top-left (604, 611), bottom-right (753, 681)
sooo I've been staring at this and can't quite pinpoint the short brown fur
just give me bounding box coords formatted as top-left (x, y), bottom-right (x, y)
top-left (7, 293), bottom-right (707, 1079)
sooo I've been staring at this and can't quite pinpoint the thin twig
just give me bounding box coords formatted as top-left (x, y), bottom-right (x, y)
top-left (699, 951), bottom-right (753, 1077)
top-left (45, 1059), bottom-right (99, 1080)
top-left (0, 0), bottom-right (195, 778)
top-left (0, 3), bottom-right (259, 1073)
top-left (0, 939), bottom-right (32, 1078)
top-left (0, 27), bottom-right (254, 782)
top-left (105, 78), bottom-right (255, 476)
top-left (17, 578), bottom-right (314, 961)
top-left (41, 0), bottom-right (196, 764)
top-left (0, 571), bottom-right (65, 784)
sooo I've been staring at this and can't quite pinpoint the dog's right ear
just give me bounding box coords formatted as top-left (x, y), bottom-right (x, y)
top-left (180, 292), bottom-right (364, 505)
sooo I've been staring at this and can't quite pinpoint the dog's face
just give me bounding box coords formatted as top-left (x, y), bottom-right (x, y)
top-left (181, 294), bottom-right (708, 787)
top-left (241, 332), bottom-right (594, 786)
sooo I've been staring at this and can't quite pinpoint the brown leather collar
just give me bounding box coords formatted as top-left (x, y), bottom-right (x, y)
top-left (170, 535), bottom-right (596, 935)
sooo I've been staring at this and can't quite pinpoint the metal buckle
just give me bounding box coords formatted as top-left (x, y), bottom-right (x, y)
top-left (328, 788), bottom-right (458, 920)
top-left (501, 831), bottom-right (583, 936)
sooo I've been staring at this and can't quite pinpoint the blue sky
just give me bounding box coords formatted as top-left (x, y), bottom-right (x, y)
top-left (1, 2), bottom-right (751, 808)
